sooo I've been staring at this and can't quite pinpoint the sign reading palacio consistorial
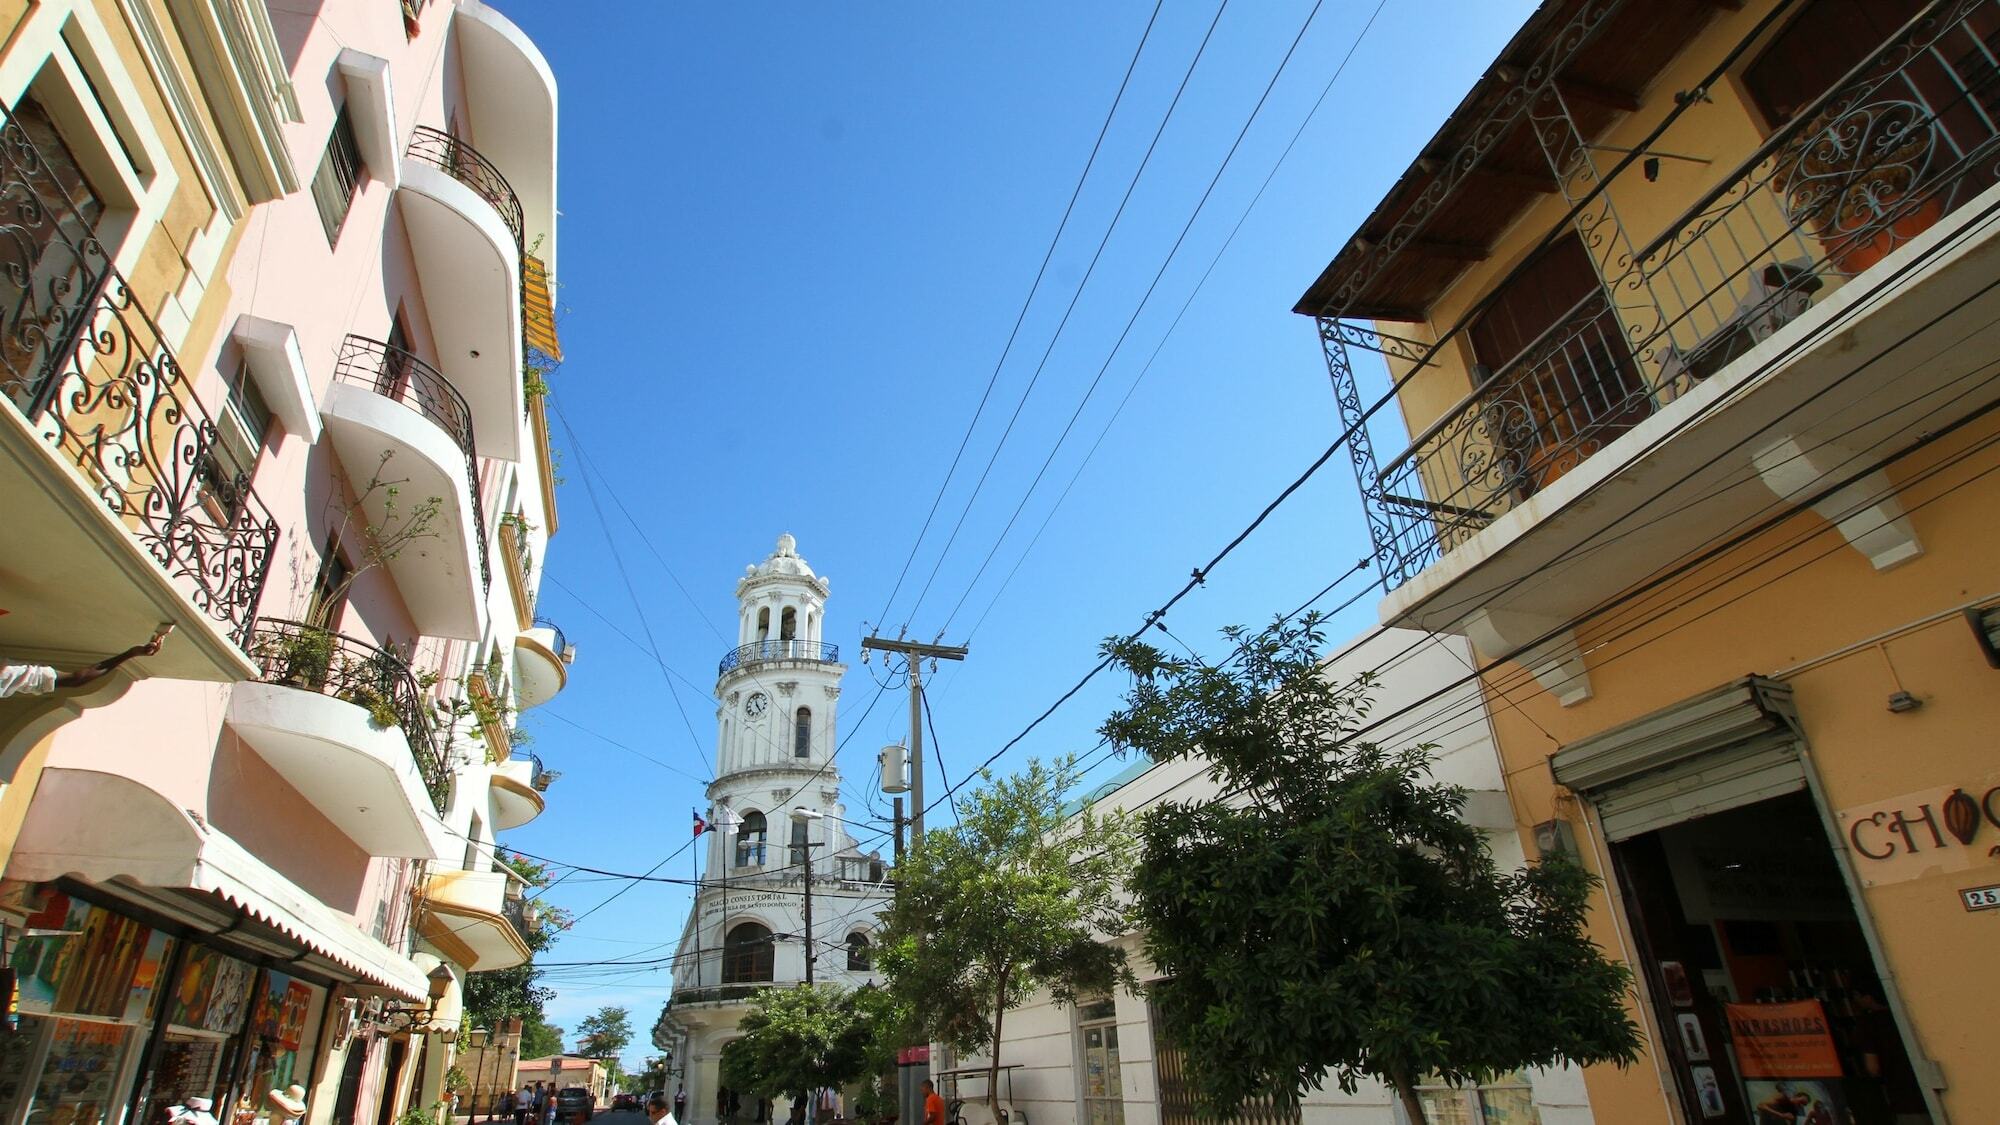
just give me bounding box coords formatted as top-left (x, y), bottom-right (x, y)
top-left (1838, 775), bottom-right (2000, 886)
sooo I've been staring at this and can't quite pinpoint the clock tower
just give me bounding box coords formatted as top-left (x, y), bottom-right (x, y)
top-left (665, 535), bottom-right (890, 1122)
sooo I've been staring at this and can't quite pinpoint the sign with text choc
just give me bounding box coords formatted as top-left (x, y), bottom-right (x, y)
top-left (1839, 775), bottom-right (2000, 886)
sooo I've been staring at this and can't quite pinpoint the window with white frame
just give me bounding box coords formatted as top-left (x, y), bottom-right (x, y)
top-left (1414, 1070), bottom-right (1538, 1125)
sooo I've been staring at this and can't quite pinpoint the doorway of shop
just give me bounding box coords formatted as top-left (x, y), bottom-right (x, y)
top-left (331, 1040), bottom-right (370, 1125)
top-left (1610, 791), bottom-right (1932, 1123)
top-left (375, 1040), bottom-right (407, 1125)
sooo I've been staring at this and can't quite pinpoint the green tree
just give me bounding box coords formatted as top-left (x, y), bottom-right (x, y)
top-left (576, 1005), bottom-right (633, 1062)
top-left (718, 985), bottom-right (882, 1105)
top-left (877, 758), bottom-right (1137, 1113)
top-left (1101, 616), bottom-right (1642, 1122)
top-left (463, 854), bottom-right (570, 1058)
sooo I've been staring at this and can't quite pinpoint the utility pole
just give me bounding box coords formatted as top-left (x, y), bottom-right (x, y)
top-left (860, 635), bottom-right (967, 844)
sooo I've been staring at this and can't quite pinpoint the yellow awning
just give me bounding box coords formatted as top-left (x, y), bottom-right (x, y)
top-left (523, 254), bottom-right (563, 361)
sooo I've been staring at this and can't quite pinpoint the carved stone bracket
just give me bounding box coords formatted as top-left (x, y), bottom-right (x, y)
top-left (1753, 435), bottom-right (1923, 571)
top-left (1462, 606), bottom-right (1594, 707)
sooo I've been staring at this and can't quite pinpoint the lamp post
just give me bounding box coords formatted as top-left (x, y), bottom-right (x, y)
top-left (468, 1027), bottom-right (491, 1124)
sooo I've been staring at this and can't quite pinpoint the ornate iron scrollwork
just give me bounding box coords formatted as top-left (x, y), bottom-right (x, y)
top-left (0, 103), bottom-right (276, 647)
top-left (333, 334), bottom-right (491, 591)
top-left (245, 618), bottom-right (450, 812)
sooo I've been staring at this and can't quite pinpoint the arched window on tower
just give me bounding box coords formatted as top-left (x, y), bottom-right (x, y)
top-left (846, 932), bottom-right (872, 971)
top-left (780, 607), bottom-right (797, 641)
top-left (794, 707), bottom-right (812, 757)
top-left (723, 922), bottom-right (774, 983)
top-left (756, 607), bottom-right (770, 642)
top-left (735, 810), bottom-right (767, 866)
top-left (789, 816), bottom-right (809, 869)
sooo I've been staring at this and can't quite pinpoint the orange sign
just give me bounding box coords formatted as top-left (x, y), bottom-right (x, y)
top-left (1725, 1000), bottom-right (1842, 1078)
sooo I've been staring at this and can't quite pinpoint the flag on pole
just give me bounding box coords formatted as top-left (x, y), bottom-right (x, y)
top-left (692, 808), bottom-right (708, 837)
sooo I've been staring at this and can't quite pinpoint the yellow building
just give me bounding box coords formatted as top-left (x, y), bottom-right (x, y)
top-left (1301, 0), bottom-right (2000, 1121)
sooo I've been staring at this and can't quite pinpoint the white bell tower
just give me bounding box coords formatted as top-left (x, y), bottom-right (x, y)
top-left (670, 536), bottom-right (890, 1125)
top-left (700, 533), bottom-right (867, 900)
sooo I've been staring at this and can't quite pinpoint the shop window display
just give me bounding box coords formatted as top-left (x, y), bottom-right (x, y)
top-left (0, 890), bottom-right (326, 1125)
top-left (1612, 793), bottom-right (1933, 1123)
top-left (1414, 1071), bottom-right (1537, 1124)
top-left (0, 892), bottom-right (174, 1125)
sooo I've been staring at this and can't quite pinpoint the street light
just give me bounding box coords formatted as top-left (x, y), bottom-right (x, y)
top-left (792, 808), bottom-right (826, 985)
top-left (467, 1027), bottom-right (491, 1123)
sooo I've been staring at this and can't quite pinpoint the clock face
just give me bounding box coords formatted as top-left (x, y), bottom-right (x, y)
top-left (744, 692), bottom-right (769, 719)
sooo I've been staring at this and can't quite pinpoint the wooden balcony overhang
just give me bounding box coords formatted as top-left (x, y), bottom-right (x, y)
top-left (1292, 0), bottom-right (1726, 321)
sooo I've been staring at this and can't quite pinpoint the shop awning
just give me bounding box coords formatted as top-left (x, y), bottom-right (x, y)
top-left (1551, 676), bottom-right (1806, 841)
top-left (5, 768), bottom-right (430, 998)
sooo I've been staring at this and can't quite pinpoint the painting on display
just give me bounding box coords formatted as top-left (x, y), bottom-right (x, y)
top-left (171, 947), bottom-right (255, 1034)
top-left (12, 894), bottom-right (155, 1019)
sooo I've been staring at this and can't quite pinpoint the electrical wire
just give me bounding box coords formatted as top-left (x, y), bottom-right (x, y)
top-left (891, 0), bottom-right (1237, 628)
top-left (956, 0), bottom-right (1394, 643)
top-left (933, 0), bottom-right (1365, 636)
top-left (872, 0), bottom-right (1173, 629)
top-left (916, 189), bottom-right (2000, 822)
top-left (549, 395), bottom-right (710, 775)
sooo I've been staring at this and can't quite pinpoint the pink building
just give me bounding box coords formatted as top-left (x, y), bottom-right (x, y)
top-left (0, 3), bottom-right (569, 1125)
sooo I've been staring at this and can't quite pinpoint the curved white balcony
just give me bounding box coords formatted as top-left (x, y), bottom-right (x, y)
top-left (512, 616), bottom-right (570, 709)
top-left (229, 620), bottom-right (453, 858)
top-left (490, 754), bottom-right (547, 830)
top-left (420, 868), bottom-right (534, 971)
top-left (454, 0), bottom-right (558, 274)
top-left (320, 349), bottom-right (488, 641)
top-left (395, 138), bottom-right (523, 463)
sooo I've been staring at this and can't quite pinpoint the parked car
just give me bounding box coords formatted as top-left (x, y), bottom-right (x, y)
top-left (611, 1094), bottom-right (638, 1112)
top-left (557, 1087), bottom-right (595, 1121)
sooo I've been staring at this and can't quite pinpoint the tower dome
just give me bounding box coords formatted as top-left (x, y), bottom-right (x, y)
top-left (743, 532), bottom-right (819, 582)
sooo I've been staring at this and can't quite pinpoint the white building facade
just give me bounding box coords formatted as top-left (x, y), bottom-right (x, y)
top-left (971, 629), bottom-right (1595, 1125)
top-left (663, 536), bottom-right (892, 1123)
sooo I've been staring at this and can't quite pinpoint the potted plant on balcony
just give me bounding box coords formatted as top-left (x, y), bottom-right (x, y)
top-left (1776, 98), bottom-right (1943, 274)
top-left (258, 625), bottom-right (334, 689)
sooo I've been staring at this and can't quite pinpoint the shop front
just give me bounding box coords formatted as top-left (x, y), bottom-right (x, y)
top-left (1551, 678), bottom-right (1936, 1124)
top-left (0, 887), bottom-right (330, 1125)
top-left (0, 769), bottom-right (433, 1125)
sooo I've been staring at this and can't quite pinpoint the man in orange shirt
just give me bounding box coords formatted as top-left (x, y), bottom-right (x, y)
top-left (922, 1080), bottom-right (945, 1125)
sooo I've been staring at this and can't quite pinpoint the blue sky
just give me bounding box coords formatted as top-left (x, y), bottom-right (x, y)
top-left (489, 0), bottom-right (1533, 1064)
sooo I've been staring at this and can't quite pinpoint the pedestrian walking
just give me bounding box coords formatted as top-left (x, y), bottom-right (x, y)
top-left (646, 1094), bottom-right (677, 1125)
top-left (517, 1085), bottom-right (535, 1125)
top-left (921, 1081), bottom-right (944, 1125)
top-left (672, 1087), bottom-right (685, 1123)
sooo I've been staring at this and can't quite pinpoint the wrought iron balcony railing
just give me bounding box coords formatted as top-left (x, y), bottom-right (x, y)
top-left (405, 125), bottom-right (524, 253)
top-left (717, 639), bottom-right (839, 676)
top-left (0, 103), bottom-right (278, 648)
top-left (531, 614), bottom-right (568, 657)
top-left (501, 886), bottom-right (538, 942)
top-left (333, 334), bottom-right (490, 590)
top-left (245, 618), bottom-right (449, 813)
top-left (1322, 0), bottom-right (2000, 589)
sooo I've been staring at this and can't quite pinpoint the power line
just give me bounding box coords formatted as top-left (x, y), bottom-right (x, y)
top-left (918, 187), bottom-right (2000, 822)
top-left (933, 0), bottom-right (1351, 635)
top-left (550, 395), bottom-right (710, 772)
top-left (954, 0), bottom-right (1395, 643)
top-left (892, 0), bottom-right (1237, 628)
top-left (873, 0), bottom-right (1173, 629)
